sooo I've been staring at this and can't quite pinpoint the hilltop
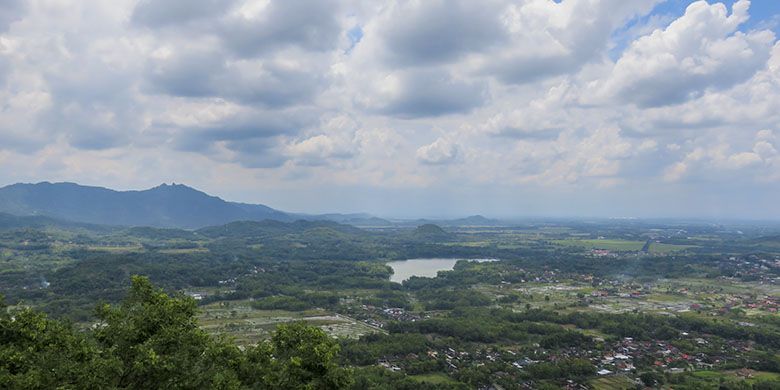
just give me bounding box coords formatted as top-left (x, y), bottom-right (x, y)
top-left (0, 182), bottom-right (290, 229)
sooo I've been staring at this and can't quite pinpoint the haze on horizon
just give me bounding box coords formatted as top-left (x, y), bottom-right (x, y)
top-left (1, 0), bottom-right (780, 220)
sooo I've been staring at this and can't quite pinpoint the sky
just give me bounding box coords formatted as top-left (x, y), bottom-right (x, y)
top-left (1, 0), bottom-right (780, 219)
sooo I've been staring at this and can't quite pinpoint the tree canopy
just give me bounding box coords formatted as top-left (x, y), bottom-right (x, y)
top-left (0, 276), bottom-right (353, 389)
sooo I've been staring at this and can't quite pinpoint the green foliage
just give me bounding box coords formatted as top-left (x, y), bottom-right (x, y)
top-left (0, 308), bottom-right (113, 389)
top-left (526, 359), bottom-right (594, 381)
top-left (266, 322), bottom-right (353, 389)
top-left (351, 366), bottom-right (467, 389)
top-left (0, 276), bottom-right (353, 389)
top-left (640, 371), bottom-right (665, 387)
top-left (341, 333), bottom-right (431, 366)
top-left (93, 275), bottom-right (233, 388)
top-left (416, 288), bottom-right (491, 310)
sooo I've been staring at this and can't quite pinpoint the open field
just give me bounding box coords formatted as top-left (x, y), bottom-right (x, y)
top-left (589, 375), bottom-right (635, 390)
top-left (648, 242), bottom-right (698, 253)
top-left (552, 239), bottom-right (646, 251)
top-left (2, 218), bottom-right (779, 389)
top-left (690, 370), bottom-right (780, 386)
top-left (197, 300), bottom-right (382, 345)
top-left (409, 373), bottom-right (462, 385)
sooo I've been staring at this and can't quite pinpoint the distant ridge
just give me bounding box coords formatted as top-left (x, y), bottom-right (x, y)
top-left (0, 211), bottom-right (114, 232)
top-left (197, 219), bottom-right (366, 239)
top-left (0, 182), bottom-right (291, 229)
top-left (409, 215), bottom-right (503, 227)
top-left (0, 182), bottom-right (508, 230)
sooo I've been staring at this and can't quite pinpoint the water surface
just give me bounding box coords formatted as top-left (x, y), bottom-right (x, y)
top-left (386, 258), bottom-right (497, 283)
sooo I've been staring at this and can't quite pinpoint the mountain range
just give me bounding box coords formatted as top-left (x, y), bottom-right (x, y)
top-left (0, 182), bottom-right (505, 229)
top-left (0, 182), bottom-right (291, 229)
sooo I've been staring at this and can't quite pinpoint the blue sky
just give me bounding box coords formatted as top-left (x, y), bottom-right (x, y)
top-left (689, 0), bottom-right (780, 32)
top-left (0, 0), bottom-right (779, 219)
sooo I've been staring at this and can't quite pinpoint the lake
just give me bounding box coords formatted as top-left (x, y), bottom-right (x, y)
top-left (386, 258), bottom-right (498, 283)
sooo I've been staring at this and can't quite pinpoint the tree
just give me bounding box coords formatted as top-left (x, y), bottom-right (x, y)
top-left (94, 275), bottom-right (242, 389)
top-left (0, 307), bottom-right (113, 389)
top-left (263, 322), bottom-right (353, 389)
top-left (639, 371), bottom-right (664, 387)
top-left (1, 276), bottom-right (353, 389)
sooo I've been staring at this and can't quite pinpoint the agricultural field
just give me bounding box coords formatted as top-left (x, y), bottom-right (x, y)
top-left (589, 375), bottom-right (635, 390)
top-left (198, 300), bottom-right (382, 344)
top-left (552, 239), bottom-right (646, 251)
top-left (2, 218), bottom-right (779, 389)
top-left (648, 242), bottom-right (698, 253)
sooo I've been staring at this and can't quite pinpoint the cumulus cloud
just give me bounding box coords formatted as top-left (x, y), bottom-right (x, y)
top-left (373, 0), bottom-right (506, 66)
top-left (287, 115), bottom-right (360, 166)
top-left (0, 0), bottom-right (24, 32)
top-left (218, 0), bottom-right (343, 56)
top-left (175, 108), bottom-right (316, 150)
top-left (481, 0), bottom-right (661, 83)
top-left (416, 138), bottom-right (460, 165)
top-left (132, 0), bottom-right (233, 28)
top-left (663, 129), bottom-right (780, 182)
top-left (1, 0), bottom-right (780, 217)
top-left (166, 105), bottom-right (320, 170)
top-left (597, 0), bottom-right (775, 107)
top-left (144, 46), bottom-right (325, 107)
top-left (360, 69), bottom-right (487, 118)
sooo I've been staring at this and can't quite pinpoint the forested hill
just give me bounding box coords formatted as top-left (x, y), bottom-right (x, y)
top-left (0, 212), bottom-right (114, 231)
top-left (196, 219), bottom-right (368, 239)
top-left (0, 182), bottom-right (291, 229)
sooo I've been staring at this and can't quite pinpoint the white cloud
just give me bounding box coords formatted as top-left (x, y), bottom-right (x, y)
top-left (481, 0), bottom-right (661, 84)
top-left (596, 0), bottom-right (775, 107)
top-left (287, 115), bottom-right (360, 165)
top-left (416, 138), bottom-right (460, 165)
top-left (0, 0), bottom-right (779, 217)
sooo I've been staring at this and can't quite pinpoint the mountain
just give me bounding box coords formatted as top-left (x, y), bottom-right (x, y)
top-left (411, 224), bottom-right (453, 241)
top-left (402, 215), bottom-right (505, 228)
top-left (300, 213), bottom-right (394, 227)
top-left (448, 215), bottom-right (502, 226)
top-left (0, 182), bottom-right (292, 229)
top-left (0, 212), bottom-right (114, 232)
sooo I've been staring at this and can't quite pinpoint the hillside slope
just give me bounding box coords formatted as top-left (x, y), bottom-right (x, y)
top-left (0, 182), bottom-right (291, 229)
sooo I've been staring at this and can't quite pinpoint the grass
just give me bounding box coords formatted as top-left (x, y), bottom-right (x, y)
top-left (157, 247), bottom-right (209, 254)
top-left (197, 300), bottom-right (382, 344)
top-left (86, 245), bottom-right (144, 253)
top-left (648, 243), bottom-right (697, 253)
top-left (689, 370), bottom-right (780, 385)
top-left (551, 239), bottom-right (696, 253)
top-left (646, 293), bottom-right (687, 303)
top-left (589, 375), bottom-right (635, 390)
top-left (442, 241), bottom-right (491, 247)
top-left (409, 373), bottom-right (461, 385)
top-left (552, 239), bottom-right (646, 251)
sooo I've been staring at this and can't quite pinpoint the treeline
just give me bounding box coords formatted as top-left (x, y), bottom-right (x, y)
top-left (0, 276), bottom-right (352, 389)
top-left (503, 309), bottom-right (780, 351)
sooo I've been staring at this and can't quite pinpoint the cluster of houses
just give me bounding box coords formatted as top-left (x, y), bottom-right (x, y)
top-left (372, 330), bottom-right (761, 389)
top-left (723, 255), bottom-right (780, 284)
top-left (590, 249), bottom-right (616, 257)
top-left (351, 305), bottom-right (423, 329)
top-left (743, 295), bottom-right (779, 313)
top-left (381, 307), bottom-right (421, 322)
top-left (217, 266), bottom-right (266, 286)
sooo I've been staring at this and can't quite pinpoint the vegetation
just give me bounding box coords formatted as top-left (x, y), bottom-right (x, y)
top-left (1, 217), bottom-right (780, 388)
top-left (0, 276), bottom-right (352, 389)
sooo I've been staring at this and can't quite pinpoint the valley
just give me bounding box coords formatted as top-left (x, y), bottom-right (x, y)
top-left (2, 214), bottom-right (779, 389)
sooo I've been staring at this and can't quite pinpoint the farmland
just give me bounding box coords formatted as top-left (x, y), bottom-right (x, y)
top-left (2, 218), bottom-right (779, 388)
